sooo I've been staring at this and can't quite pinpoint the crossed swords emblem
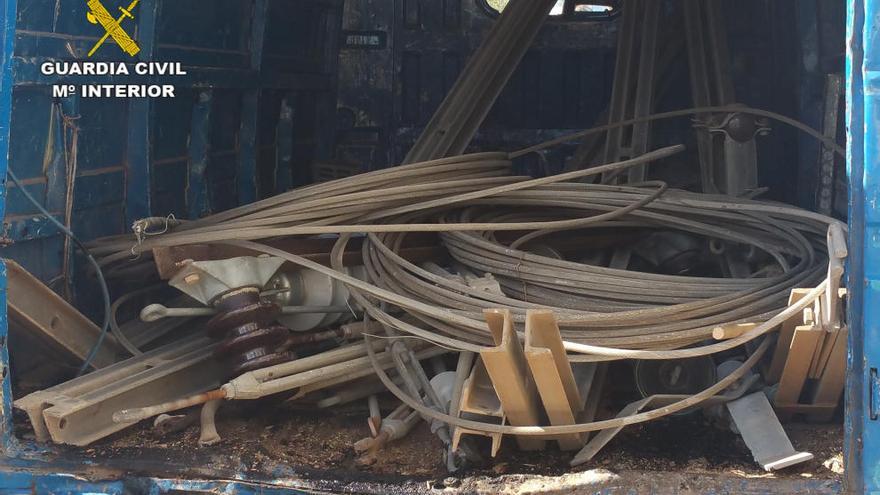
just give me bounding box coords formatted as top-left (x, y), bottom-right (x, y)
top-left (86, 0), bottom-right (141, 57)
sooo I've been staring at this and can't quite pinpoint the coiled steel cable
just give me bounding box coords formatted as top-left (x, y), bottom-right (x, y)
top-left (87, 105), bottom-right (843, 363)
top-left (312, 174), bottom-right (830, 353)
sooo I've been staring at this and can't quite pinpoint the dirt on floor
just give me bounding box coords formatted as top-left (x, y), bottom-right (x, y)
top-left (48, 397), bottom-right (842, 491)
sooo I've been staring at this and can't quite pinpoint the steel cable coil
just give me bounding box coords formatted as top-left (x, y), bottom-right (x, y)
top-left (328, 182), bottom-right (830, 358)
top-left (88, 106), bottom-right (844, 364)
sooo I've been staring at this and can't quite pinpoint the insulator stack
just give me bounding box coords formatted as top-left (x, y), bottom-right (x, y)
top-left (205, 288), bottom-right (291, 376)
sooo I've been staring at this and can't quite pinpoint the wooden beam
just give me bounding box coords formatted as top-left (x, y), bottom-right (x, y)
top-left (480, 309), bottom-right (545, 451)
top-left (808, 325), bottom-right (848, 422)
top-left (5, 259), bottom-right (122, 369)
top-left (766, 288), bottom-right (812, 383)
top-left (524, 310), bottom-right (584, 451)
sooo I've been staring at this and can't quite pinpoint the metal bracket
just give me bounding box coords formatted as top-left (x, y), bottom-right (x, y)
top-left (870, 368), bottom-right (880, 421)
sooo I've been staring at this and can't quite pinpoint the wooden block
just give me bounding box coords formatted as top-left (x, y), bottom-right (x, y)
top-left (524, 311), bottom-right (584, 451)
top-left (774, 324), bottom-right (824, 416)
top-left (713, 323), bottom-right (757, 341)
top-left (767, 289), bottom-right (812, 383)
top-left (808, 326), bottom-right (848, 422)
top-left (480, 309), bottom-right (545, 451)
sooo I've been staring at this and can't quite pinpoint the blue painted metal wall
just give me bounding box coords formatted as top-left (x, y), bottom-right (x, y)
top-left (0, 1), bottom-right (344, 489)
top-left (0, 0), bottom-right (343, 288)
top-left (0, 0), bottom-right (22, 464)
top-left (848, 0), bottom-right (873, 493)
top-left (0, 0), bottom-right (865, 493)
top-left (0, 472), bottom-right (314, 494)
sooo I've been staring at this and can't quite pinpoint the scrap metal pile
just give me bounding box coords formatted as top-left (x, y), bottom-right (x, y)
top-left (90, 144), bottom-right (838, 358)
top-left (13, 0), bottom-right (848, 475)
top-left (14, 129), bottom-right (847, 471)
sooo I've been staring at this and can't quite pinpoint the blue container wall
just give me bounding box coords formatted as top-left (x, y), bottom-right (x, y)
top-left (0, 0), bottom-right (866, 493)
top-left (847, 0), bottom-right (880, 493)
top-left (0, 0), bottom-right (343, 287)
top-left (333, 0), bottom-right (842, 214)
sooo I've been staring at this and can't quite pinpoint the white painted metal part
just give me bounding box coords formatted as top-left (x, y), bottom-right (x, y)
top-left (169, 256), bottom-right (286, 305)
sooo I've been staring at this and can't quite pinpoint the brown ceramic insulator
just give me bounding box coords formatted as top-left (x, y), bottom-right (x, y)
top-left (205, 301), bottom-right (281, 340)
top-left (206, 289), bottom-right (291, 376)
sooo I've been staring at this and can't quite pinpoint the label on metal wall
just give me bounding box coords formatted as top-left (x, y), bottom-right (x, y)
top-left (342, 31), bottom-right (388, 50)
top-left (41, 1), bottom-right (187, 99)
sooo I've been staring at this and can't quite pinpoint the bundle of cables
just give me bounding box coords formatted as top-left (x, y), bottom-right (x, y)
top-left (99, 105), bottom-right (846, 436)
top-left (85, 106), bottom-right (843, 364)
top-left (349, 183), bottom-right (832, 358)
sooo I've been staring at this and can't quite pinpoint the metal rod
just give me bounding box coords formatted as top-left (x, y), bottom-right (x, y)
top-left (141, 303), bottom-right (351, 322)
top-left (114, 388), bottom-right (227, 423)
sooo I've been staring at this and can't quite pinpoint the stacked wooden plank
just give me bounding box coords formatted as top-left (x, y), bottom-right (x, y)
top-left (769, 225), bottom-right (848, 422)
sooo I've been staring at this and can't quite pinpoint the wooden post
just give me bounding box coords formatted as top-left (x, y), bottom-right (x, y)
top-left (767, 288), bottom-right (812, 383)
top-left (524, 310), bottom-right (584, 451)
top-left (480, 309), bottom-right (545, 451)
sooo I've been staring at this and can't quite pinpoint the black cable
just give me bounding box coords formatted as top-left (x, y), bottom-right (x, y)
top-left (6, 168), bottom-right (112, 376)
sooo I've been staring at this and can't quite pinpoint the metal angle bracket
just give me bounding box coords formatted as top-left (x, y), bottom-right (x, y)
top-left (726, 391), bottom-right (814, 471)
